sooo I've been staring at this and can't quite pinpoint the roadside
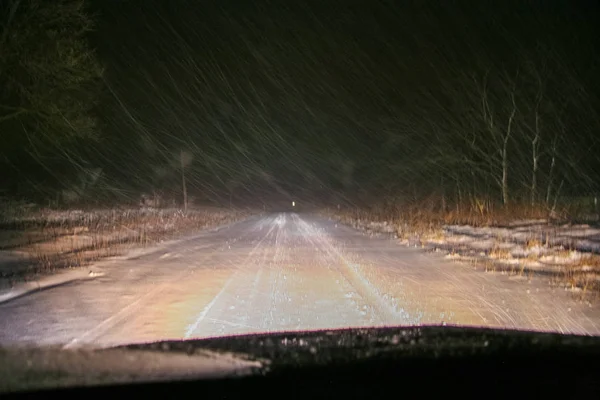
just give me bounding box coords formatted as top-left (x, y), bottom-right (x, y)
top-left (323, 207), bottom-right (600, 299)
top-left (2, 212), bottom-right (598, 347)
top-left (0, 205), bottom-right (254, 301)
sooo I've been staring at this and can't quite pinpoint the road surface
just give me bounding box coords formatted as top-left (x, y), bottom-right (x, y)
top-left (0, 213), bottom-right (599, 348)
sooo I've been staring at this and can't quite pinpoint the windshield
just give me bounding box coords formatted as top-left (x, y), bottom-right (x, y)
top-left (1, 0), bottom-right (600, 378)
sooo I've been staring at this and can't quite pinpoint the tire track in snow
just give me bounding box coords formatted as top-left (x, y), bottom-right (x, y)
top-left (184, 215), bottom-right (281, 338)
top-left (293, 214), bottom-right (404, 324)
top-left (63, 216), bottom-right (274, 348)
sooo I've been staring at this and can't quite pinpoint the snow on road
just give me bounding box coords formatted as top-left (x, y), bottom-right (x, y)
top-left (0, 213), bottom-right (599, 348)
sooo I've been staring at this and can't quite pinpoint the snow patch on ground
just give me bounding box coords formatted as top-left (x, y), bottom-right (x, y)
top-left (329, 213), bottom-right (600, 293)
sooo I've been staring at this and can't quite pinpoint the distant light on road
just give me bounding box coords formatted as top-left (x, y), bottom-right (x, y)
top-left (292, 201), bottom-right (296, 207)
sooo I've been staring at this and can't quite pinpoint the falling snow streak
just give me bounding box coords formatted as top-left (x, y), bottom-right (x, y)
top-left (2, 1), bottom-right (597, 206)
top-left (87, 0), bottom-right (598, 206)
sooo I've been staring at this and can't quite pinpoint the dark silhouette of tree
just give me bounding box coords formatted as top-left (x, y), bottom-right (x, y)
top-left (0, 0), bottom-right (103, 198)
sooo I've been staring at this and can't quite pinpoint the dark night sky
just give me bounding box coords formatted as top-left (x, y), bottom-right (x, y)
top-left (84, 0), bottom-right (600, 205)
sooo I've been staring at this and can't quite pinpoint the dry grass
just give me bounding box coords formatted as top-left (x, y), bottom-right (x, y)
top-left (332, 196), bottom-right (563, 236)
top-left (552, 248), bottom-right (574, 259)
top-left (325, 197), bottom-right (600, 297)
top-left (579, 254), bottom-right (600, 268)
top-left (563, 256), bottom-right (600, 300)
top-left (0, 206), bottom-right (252, 282)
top-left (443, 204), bottom-right (553, 227)
top-left (525, 238), bottom-right (543, 249)
top-left (489, 246), bottom-right (512, 260)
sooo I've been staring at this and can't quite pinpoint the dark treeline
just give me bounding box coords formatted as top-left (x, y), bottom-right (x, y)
top-left (1, 0), bottom-right (599, 210)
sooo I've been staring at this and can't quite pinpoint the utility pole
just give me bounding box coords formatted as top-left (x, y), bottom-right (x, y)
top-left (181, 150), bottom-right (187, 213)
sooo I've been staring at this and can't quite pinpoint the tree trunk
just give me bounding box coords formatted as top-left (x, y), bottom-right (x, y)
top-left (531, 150), bottom-right (538, 206)
top-left (455, 178), bottom-right (462, 214)
top-left (440, 176), bottom-right (446, 212)
top-left (545, 136), bottom-right (557, 205)
top-left (501, 91), bottom-right (516, 206)
top-left (501, 147), bottom-right (509, 206)
top-left (545, 154), bottom-right (555, 205)
top-left (180, 150), bottom-right (187, 213)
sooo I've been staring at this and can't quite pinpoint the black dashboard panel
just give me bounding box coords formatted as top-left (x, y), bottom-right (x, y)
top-left (5, 326), bottom-right (600, 398)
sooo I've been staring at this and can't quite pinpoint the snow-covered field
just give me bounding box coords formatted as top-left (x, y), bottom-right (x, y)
top-left (0, 206), bottom-right (251, 287)
top-left (329, 214), bottom-right (600, 295)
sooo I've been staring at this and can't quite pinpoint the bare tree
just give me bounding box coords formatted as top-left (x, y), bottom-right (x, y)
top-left (545, 131), bottom-right (560, 206)
top-left (479, 71), bottom-right (518, 206)
top-left (528, 74), bottom-right (543, 206)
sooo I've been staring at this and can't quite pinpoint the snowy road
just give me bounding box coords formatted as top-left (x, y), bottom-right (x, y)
top-left (1, 213), bottom-right (599, 348)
